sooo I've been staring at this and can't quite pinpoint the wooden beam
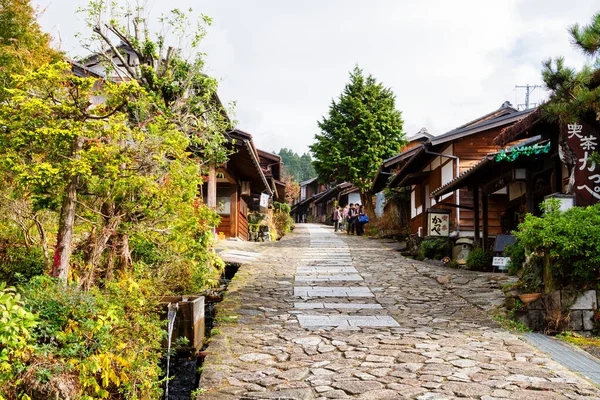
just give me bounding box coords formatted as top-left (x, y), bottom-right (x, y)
top-left (207, 165), bottom-right (217, 209)
top-left (482, 193), bottom-right (489, 250)
top-left (433, 202), bottom-right (474, 210)
top-left (473, 185), bottom-right (480, 245)
top-left (231, 185), bottom-right (238, 238)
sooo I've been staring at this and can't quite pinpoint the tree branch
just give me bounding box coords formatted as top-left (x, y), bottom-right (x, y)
top-left (92, 25), bottom-right (137, 80)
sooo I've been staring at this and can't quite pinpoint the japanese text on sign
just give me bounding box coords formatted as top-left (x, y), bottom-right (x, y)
top-left (428, 212), bottom-right (449, 236)
top-left (568, 123), bottom-right (600, 202)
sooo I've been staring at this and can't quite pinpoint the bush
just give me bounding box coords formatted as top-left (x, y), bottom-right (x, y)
top-left (0, 283), bottom-right (38, 391)
top-left (466, 247), bottom-right (492, 271)
top-left (0, 243), bottom-right (46, 286)
top-left (515, 202), bottom-right (600, 288)
top-left (418, 238), bottom-right (447, 260)
top-left (3, 276), bottom-right (165, 400)
top-left (273, 201), bottom-right (291, 214)
top-left (504, 241), bottom-right (525, 275)
top-left (273, 211), bottom-right (294, 239)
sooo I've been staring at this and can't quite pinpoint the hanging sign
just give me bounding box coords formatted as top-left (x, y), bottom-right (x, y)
top-left (427, 208), bottom-right (450, 237)
top-left (565, 122), bottom-right (600, 205)
top-left (260, 193), bottom-right (269, 208)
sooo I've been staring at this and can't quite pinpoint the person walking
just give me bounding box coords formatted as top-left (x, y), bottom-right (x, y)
top-left (347, 204), bottom-right (357, 235)
top-left (333, 206), bottom-right (341, 232)
top-left (341, 204), bottom-right (349, 231)
top-left (356, 204), bottom-right (366, 236)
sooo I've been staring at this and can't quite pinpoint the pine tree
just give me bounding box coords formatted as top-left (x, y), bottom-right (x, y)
top-left (310, 66), bottom-right (406, 215)
top-left (541, 12), bottom-right (600, 192)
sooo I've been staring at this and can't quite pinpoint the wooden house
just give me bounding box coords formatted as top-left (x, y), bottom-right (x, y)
top-left (291, 177), bottom-right (322, 222)
top-left (202, 129), bottom-right (273, 240)
top-left (431, 107), bottom-right (600, 249)
top-left (257, 150), bottom-right (286, 203)
top-left (387, 102), bottom-right (535, 238)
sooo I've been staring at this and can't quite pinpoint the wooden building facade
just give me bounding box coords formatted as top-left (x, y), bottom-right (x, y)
top-left (203, 129), bottom-right (274, 240)
top-left (385, 102), bottom-right (535, 238)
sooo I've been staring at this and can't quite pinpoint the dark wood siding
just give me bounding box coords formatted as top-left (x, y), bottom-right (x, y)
top-left (452, 127), bottom-right (504, 232)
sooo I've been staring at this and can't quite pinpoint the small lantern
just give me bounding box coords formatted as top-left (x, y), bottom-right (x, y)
top-left (427, 208), bottom-right (451, 237)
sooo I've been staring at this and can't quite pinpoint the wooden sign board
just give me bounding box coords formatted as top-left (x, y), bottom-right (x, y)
top-left (493, 234), bottom-right (516, 253)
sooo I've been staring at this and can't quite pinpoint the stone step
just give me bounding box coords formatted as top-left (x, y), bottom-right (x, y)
top-left (297, 315), bottom-right (399, 328)
top-left (297, 267), bottom-right (358, 273)
top-left (294, 302), bottom-right (383, 309)
top-left (294, 274), bottom-right (363, 282)
top-left (294, 286), bottom-right (374, 297)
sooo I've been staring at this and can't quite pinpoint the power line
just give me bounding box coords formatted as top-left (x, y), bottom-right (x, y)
top-left (515, 84), bottom-right (542, 110)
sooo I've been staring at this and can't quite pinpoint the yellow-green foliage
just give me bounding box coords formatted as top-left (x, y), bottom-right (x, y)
top-left (1, 276), bottom-right (165, 400)
top-left (0, 283), bottom-right (37, 391)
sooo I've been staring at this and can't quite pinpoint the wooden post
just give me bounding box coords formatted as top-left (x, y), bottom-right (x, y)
top-left (482, 192), bottom-right (489, 250)
top-left (420, 184), bottom-right (427, 235)
top-left (207, 165), bottom-right (217, 209)
top-left (526, 168), bottom-right (535, 214)
top-left (473, 185), bottom-right (480, 246)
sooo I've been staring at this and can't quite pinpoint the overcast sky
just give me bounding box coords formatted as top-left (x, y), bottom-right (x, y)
top-left (33, 0), bottom-right (599, 154)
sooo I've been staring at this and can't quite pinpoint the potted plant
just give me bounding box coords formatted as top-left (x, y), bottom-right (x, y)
top-left (517, 263), bottom-right (543, 304)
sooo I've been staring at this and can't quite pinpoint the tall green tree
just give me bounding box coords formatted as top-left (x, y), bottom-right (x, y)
top-left (310, 66), bottom-right (406, 214)
top-left (278, 148), bottom-right (316, 181)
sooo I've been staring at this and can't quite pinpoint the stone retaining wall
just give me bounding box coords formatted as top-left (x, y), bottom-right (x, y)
top-left (514, 289), bottom-right (598, 334)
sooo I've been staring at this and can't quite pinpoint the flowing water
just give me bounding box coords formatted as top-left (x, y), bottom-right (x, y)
top-left (164, 303), bottom-right (178, 399)
top-left (163, 263), bottom-right (240, 399)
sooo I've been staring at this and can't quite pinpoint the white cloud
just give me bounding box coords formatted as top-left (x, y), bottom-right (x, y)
top-left (33, 0), bottom-right (600, 154)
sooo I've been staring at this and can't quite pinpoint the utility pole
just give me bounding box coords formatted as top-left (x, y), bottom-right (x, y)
top-left (515, 84), bottom-right (542, 110)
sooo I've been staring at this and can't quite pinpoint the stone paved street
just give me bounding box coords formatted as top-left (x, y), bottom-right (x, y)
top-left (198, 224), bottom-right (600, 399)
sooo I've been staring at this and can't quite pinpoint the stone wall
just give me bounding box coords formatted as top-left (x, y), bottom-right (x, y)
top-left (513, 290), bottom-right (598, 334)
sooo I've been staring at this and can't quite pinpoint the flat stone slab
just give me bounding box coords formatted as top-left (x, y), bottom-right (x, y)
top-left (294, 286), bottom-right (374, 297)
top-left (523, 332), bottom-right (600, 385)
top-left (297, 267), bottom-right (357, 273)
top-left (298, 315), bottom-right (400, 328)
top-left (294, 302), bottom-right (383, 309)
top-left (295, 274), bottom-right (363, 282)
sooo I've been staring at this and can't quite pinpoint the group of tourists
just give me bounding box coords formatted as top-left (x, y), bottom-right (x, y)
top-left (332, 203), bottom-right (368, 235)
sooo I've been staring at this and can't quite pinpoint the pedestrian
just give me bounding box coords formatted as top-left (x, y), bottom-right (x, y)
top-left (356, 204), bottom-right (366, 236)
top-left (333, 205), bottom-right (341, 232)
top-left (347, 204), bottom-right (357, 235)
top-left (341, 204), bottom-right (349, 231)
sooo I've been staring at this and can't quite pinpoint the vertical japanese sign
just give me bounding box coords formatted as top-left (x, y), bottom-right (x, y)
top-left (427, 209), bottom-right (450, 237)
top-left (566, 122), bottom-right (600, 205)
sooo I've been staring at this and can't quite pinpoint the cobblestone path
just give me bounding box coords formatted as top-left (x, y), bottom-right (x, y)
top-left (198, 224), bottom-right (600, 399)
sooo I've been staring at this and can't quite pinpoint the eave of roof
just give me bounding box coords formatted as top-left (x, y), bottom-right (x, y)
top-left (372, 145), bottom-right (423, 192)
top-left (430, 108), bottom-right (534, 146)
top-left (493, 107), bottom-right (543, 146)
top-left (387, 145), bottom-right (428, 188)
top-left (299, 177), bottom-right (318, 186)
top-left (257, 149), bottom-right (281, 161)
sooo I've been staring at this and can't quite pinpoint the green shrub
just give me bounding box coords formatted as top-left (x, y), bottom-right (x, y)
top-left (273, 201), bottom-right (291, 214)
top-left (5, 276), bottom-right (165, 400)
top-left (466, 247), bottom-right (492, 271)
top-left (418, 238), bottom-right (447, 260)
top-left (0, 244), bottom-right (45, 286)
top-left (0, 283), bottom-right (38, 390)
top-left (515, 202), bottom-right (600, 288)
top-left (273, 211), bottom-right (294, 239)
top-left (504, 241), bottom-right (525, 275)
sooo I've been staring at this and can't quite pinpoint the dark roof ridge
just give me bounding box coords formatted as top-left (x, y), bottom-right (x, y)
top-left (430, 108), bottom-right (534, 146)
